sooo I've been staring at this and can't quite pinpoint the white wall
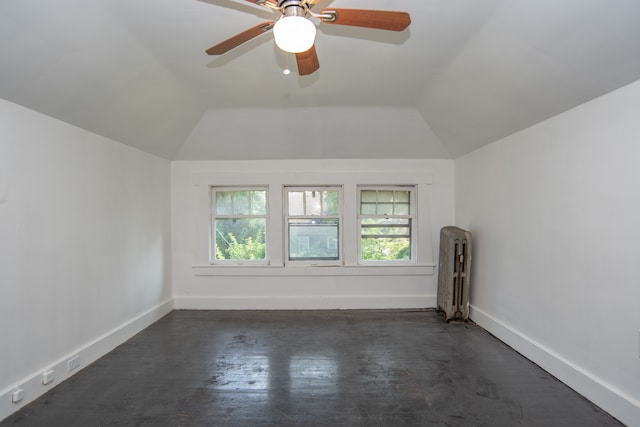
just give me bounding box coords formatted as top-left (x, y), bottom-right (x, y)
top-left (455, 80), bottom-right (640, 426)
top-left (174, 107), bottom-right (451, 160)
top-left (0, 99), bottom-right (173, 420)
top-left (172, 159), bottom-right (454, 309)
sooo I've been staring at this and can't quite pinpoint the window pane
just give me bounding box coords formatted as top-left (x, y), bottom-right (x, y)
top-left (305, 191), bottom-right (322, 215)
top-left (377, 191), bottom-right (394, 203)
top-left (361, 237), bottom-right (411, 261)
top-left (322, 190), bottom-right (340, 215)
top-left (234, 191), bottom-right (250, 215)
top-left (394, 202), bottom-right (409, 215)
top-left (361, 217), bottom-right (411, 261)
top-left (362, 217), bottom-right (410, 238)
top-left (250, 191), bottom-right (266, 215)
top-left (216, 191), bottom-right (232, 215)
top-left (215, 218), bottom-right (266, 260)
top-left (288, 191), bottom-right (304, 216)
top-left (361, 190), bottom-right (377, 203)
top-left (362, 217), bottom-right (410, 226)
top-left (360, 189), bottom-right (411, 216)
top-left (362, 225), bottom-right (410, 237)
top-left (361, 203), bottom-right (377, 215)
top-left (395, 191), bottom-right (409, 203)
top-left (378, 203), bottom-right (394, 216)
top-left (289, 219), bottom-right (339, 260)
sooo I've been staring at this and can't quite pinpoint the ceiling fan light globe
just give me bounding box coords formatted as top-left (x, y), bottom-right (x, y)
top-left (273, 16), bottom-right (316, 53)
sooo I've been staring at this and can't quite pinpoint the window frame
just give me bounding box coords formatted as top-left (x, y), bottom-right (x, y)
top-left (210, 186), bottom-right (269, 266)
top-left (284, 185), bottom-right (343, 266)
top-left (357, 185), bottom-right (417, 265)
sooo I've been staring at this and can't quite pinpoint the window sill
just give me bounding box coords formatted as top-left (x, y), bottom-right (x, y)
top-left (192, 264), bottom-right (435, 276)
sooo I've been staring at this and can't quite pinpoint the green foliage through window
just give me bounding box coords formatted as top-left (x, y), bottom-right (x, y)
top-left (361, 237), bottom-right (410, 261)
top-left (215, 218), bottom-right (266, 260)
top-left (360, 188), bottom-right (413, 262)
top-left (213, 189), bottom-right (267, 261)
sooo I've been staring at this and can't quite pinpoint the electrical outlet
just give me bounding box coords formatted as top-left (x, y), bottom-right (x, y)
top-left (42, 369), bottom-right (54, 385)
top-left (67, 355), bottom-right (81, 372)
top-left (11, 389), bottom-right (24, 403)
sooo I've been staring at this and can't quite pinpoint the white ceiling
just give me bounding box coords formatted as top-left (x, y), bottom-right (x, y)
top-left (1, 0), bottom-right (640, 160)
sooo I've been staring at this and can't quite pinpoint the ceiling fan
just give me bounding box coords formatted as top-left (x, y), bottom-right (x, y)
top-left (205, 0), bottom-right (411, 75)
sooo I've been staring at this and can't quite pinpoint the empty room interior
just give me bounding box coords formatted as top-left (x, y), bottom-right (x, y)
top-left (1, 0), bottom-right (640, 425)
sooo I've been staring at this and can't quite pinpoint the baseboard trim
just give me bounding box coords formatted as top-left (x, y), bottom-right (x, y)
top-left (469, 305), bottom-right (640, 427)
top-left (0, 298), bottom-right (174, 422)
top-left (174, 294), bottom-right (437, 310)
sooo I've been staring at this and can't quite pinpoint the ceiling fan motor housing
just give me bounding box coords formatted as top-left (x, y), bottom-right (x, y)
top-left (278, 0), bottom-right (307, 17)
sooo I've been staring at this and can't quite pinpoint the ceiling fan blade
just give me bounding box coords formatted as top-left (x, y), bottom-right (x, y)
top-left (205, 21), bottom-right (275, 55)
top-left (245, 0), bottom-right (278, 6)
top-left (320, 9), bottom-right (411, 31)
top-left (296, 45), bottom-right (320, 76)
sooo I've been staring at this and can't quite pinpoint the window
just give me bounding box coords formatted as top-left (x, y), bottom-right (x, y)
top-left (359, 187), bottom-right (415, 263)
top-left (285, 187), bottom-right (341, 263)
top-left (197, 178), bottom-right (431, 272)
top-left (211, 188), bottom-right (268, 263)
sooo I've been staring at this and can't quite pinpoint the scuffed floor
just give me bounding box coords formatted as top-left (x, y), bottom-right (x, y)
top-left (2, 310), bottom-right (622, 426)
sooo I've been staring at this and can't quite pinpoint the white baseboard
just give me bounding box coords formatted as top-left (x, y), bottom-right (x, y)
top-left (174, 294), bottom-right (437, 310)
top-left (469, 305), bottom-right (640, 427)
top-left (0, 298), bottom-right (174, 422)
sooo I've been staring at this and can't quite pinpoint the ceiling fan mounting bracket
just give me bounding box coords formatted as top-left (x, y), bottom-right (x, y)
top-left (258, 22), bottom-right (276, 31)
top-left (316, 10), bottom-right (337, 22)
top-left (276, 0), bottom-right (305, 8)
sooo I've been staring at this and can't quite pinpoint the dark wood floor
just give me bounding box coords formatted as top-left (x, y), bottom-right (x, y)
top-left (2, 310), bottom-right (622, 426)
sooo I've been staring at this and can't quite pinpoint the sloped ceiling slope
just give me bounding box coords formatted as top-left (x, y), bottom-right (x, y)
top-left (1, 0), bottom-right (639, 160)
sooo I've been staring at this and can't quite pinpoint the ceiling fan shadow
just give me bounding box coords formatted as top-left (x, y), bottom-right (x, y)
top-left (318, 25), bottom-right (410, 45)
top-left (196, 0), bottom-right (274, 19)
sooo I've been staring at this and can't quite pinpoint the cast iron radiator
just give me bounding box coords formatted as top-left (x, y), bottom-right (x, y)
top-left (437, 226), bottom-right (472, 321)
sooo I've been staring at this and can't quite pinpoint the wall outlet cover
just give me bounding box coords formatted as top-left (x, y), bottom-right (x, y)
top-left (42, 370), bottom-right (54, 385)
top-left (11, 389), bottom-right (24, 403)
top-left (67, 355), bottom-right (81, 372)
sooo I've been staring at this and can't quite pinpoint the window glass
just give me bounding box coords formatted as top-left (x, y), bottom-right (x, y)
top-left (251, 191), bottom-right (267, 215)
top-left (216, 191), bottom-right (232, 215)
top-left (377, 190), bottom-right (394, 203)
top-left (212, 188), bottom-right (267, 262)
top-left (359, 187), bottom-right (414, 262)
top-left (305, 191), bottom-right (322, 215)
top-left (322, 191), bottom-right (340, 215)
top-left (286, 187), bottom-right (341, 263)
top-left (234, 191), bottom-right (250, 215)
top-left (288, 219), bottom-right (339, 260)
top-left (215, 218), bottom-right (266, 260)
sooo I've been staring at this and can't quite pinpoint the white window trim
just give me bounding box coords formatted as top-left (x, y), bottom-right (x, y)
top-left (284, 186), bottom-right (343, 267)
top-left (357, 185), bottom-right (417, 266)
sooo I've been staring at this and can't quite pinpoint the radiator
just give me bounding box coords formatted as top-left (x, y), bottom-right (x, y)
top-left (437, 226), bottom-right (472, 322)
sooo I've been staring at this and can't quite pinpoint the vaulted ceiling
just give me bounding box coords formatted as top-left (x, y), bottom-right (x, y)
top-left (1, 0), bottom-right (640, 160)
